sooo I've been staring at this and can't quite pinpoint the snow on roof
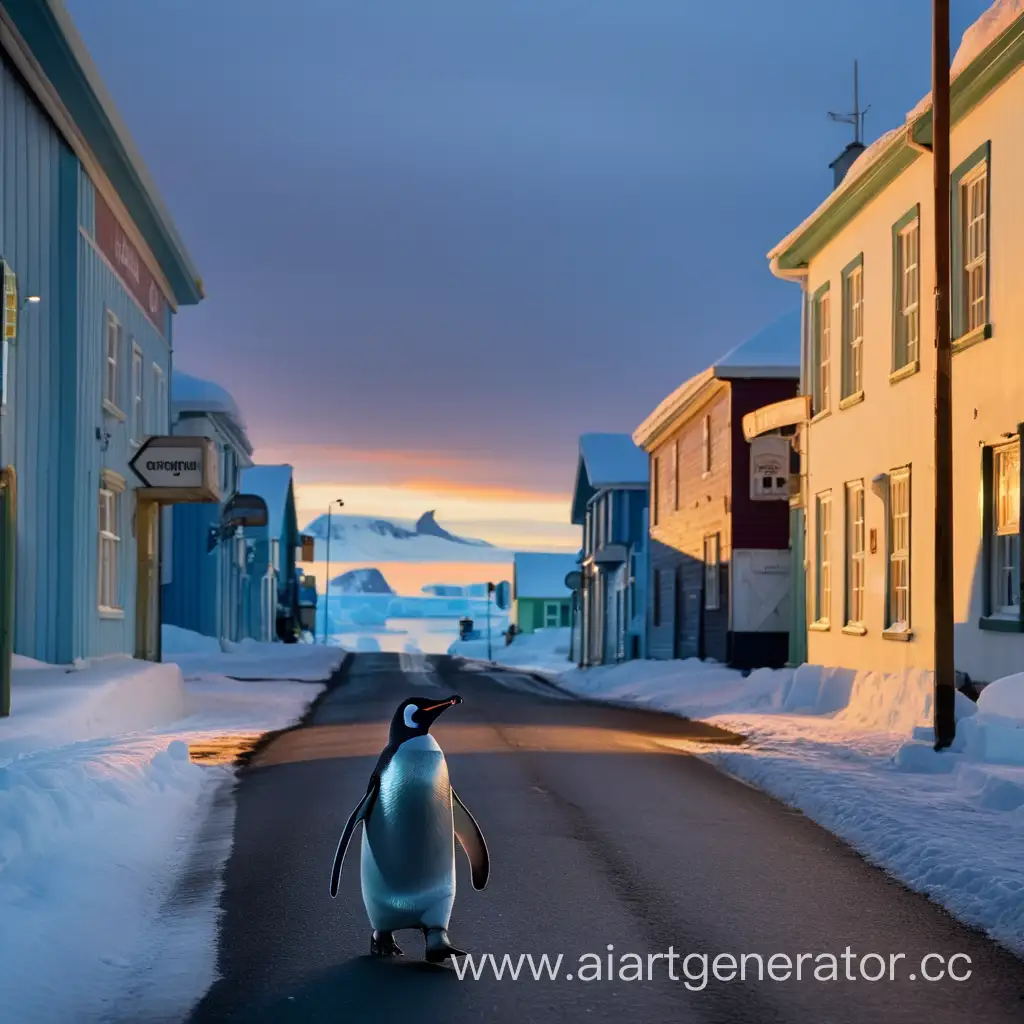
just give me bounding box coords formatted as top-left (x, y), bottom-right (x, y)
top-left (513, 552), bottom-right (578, 599)
top-left (239, 464), bottom-right (295, 539)
top-left (908, 0), bottom-right (1024, 122)
top-left (633, 310), bottom-right (800, 448)
top-left (172, 370), bottom-right (248, 433)
top-left (771, 1), bottom-right (1024, 270)
top-left (579, 433), bottom-right (648, 488)
top-left (767, 127), bottom-right (904, 266)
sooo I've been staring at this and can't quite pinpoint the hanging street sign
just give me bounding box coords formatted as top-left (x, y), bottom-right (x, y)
top-left (223, 492), bottom-right (269, 529)
top-left (564, 570), bottom-right (582, 592)
top-left (129, 435), bottom-right (220, 504)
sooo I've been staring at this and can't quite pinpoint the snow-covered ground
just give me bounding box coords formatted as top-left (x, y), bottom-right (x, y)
top-left (0, 628), bottom-right (346, 1023)
top-left (449, 630), bottom-right (1024, 956)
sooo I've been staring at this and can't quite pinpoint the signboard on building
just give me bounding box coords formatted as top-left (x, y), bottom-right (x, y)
top-left (750, 435), bottom-right (792, 501)
top-left (742, 395), bottom-right (811, 441)
top-left (94, 191), bottom-right (169, 335)
top-left (224, 492), bottom-right (269, 529)
top-left (300, 534), bottom-right (316, 560)
top-left (129, 435), bottom-right (220, 504)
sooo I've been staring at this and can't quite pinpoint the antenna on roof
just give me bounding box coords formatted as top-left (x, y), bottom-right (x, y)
top-left (828, 59), bottom-right (869, 144)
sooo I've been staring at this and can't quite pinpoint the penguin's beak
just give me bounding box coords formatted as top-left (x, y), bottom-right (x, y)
top-left (418, 696), bottom-right (462, 724)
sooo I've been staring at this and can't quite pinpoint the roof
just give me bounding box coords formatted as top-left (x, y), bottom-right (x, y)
top-left (239, 465), bottom-right (295, 541)
top-left (2, 0), bottom-right (203, 305)
top-left (579, 434), bottom-right (648, 488)
top-left (769, 1), bottom-right (1024, 275)
top-left (172, 370), bottom-right (247, 428)
top-left (513, 552), bottom-right (578, 600)
top-left (633, 309), bottom-right (801, 450)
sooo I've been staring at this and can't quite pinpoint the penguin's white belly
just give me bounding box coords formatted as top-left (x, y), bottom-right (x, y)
top-left (361, 735), bottom-right (456, 931)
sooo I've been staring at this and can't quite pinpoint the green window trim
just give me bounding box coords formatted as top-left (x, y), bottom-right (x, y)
top-left (840, 254), bottom-right (864, 401)
top-left (891, 204), bottom-right (920, 373)
top-left (978, 423), bottom-right (1024, 633)
top-left (950, 140), bottom-right (991, 342)
top-left (810, 281), bottom-right (831, 416)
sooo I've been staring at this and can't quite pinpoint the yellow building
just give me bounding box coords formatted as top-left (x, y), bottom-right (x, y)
top-left (768, 5), bottom-right (1024, 684)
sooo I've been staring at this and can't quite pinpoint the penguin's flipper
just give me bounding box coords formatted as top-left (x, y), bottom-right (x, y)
top-left (451, 788), bottom-right (489, 890)
top-left (329, 777), bottom-right (379, 898)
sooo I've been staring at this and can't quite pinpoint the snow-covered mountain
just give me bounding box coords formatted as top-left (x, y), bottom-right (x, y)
top-left (303, 510), bottom-right (512, 563)
top-left (330, 567), bottom-right (396, 594)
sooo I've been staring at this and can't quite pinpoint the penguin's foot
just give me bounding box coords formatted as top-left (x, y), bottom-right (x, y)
top-left (423, 927), bottom-right (467, 963)
top-left (370, 930), bottom-right (404, 957)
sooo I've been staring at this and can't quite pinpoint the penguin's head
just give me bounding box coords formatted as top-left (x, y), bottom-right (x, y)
top-left (390, 694), bottom-right (463, 743)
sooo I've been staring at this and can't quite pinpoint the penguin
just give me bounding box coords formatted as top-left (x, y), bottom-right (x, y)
top-left (328, 694), bottom-right (489, 962)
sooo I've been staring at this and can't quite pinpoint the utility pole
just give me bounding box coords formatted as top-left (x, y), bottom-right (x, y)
top-left (321, 498), bottom-right (344, 645)
top-left (933, 0), bottom-right (956, 750)
top-left (486, 582), bottom-right (495, 661)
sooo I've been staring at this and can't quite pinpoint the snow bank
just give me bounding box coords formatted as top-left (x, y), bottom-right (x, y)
top-left (162, 624), bottom-right (346, 682)
top-left (0, 653), bottom-right (325, 1023)
top-left (1, 657), bottom-right (186, 760)
top-left (450, 627), bottom-right (573, 673)
top-left (452, 631), bottom-right (1024, 953)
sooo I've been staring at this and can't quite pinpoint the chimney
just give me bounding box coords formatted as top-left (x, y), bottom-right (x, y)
top-left (829, 141), bottom-right (867, 188)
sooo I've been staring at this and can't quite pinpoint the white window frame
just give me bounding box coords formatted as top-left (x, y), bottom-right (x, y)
top-left (701, 414), bottom-right (712, 475)
top-left (993, 442), bottom-right (1020, 616)
top-left (845, 481), bottom-right (865, 627)
top-left (703, 533), bottom-right (720, 611)
top-left (962, 163), bottom-right (988, 334)
top-left (543, 601), bottom-right (561, 628)
top-left (815, 491), bottom-right (832, 625)
top-left (896, 218), bottom-right (920, 368)
top-left (103, 310), bottom-right (122, 415)
top-left (843, 263), bottom-right (863, 398)
top-left (886, 469), bottom-right (911, 632)
top-left (130, 342), bottom-right (144, 445)
top-left (151, 363), bottom-right (167, 435)
top-left (98, 471), bottom-right (126, 613)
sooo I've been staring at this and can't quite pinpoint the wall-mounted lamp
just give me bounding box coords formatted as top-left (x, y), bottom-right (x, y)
top-left (21, 295), bottom-right (40, 309)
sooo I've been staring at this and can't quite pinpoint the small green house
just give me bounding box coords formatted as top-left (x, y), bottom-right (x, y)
top-left (512, 552), bottom-right (577, 634)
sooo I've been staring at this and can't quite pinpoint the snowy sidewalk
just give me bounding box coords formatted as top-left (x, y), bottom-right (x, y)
top-left (0, 627), bottom-right (347, 1024)
top-left (449, 629), bottom-right (1024, 956)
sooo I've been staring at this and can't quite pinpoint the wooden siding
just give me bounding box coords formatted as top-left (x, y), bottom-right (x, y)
top-left (74, 171), bottom-right (173, 658)
top-left (647, 386), bottom-right (732, 662)
top-left (0, 57), bottom-right (65, 661)
top-left (729, 377), bottom-right (798, 550)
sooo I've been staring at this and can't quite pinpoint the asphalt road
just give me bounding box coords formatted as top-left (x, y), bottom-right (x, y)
top-left (187, 652), bottom-right (1024, 1023)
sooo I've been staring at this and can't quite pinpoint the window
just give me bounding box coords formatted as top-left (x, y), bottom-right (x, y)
top-left (951, 144), bottom-right (990, 339)
top-left (104, 311), bottom-right (121, 412)
top-left (605, 492), bottom-right (613, 542)
top-left (701, 415), bottom-right (712, 474)
top-left (886, 468), bottom-right (911, 632)
top-left (841, 257), bottom-right (863, 399)
top-left (544, 601), bottom-right (561, 628)
top-left (845, 481), bottom-right (865, 626)
top-left (98, 482), bottom-right (123, 611)
top-left (559, 604), bottom-right (571, 628)
top-left (704, 534), bottom-right (720, 610)
top-left (992, 442), bottom-right (1020, 616)
top-left (811, 285), bottom-right (831, 415)
top-left (130, 343), bottom-right (144, 444)
top-left (893, 208), bottom-right (920, 370)
top-left (652, 456), bottom-right (660, 527)
top-left (652, 568), bottom-right (662, 627)
top-left (815, 491), bottom-right (832, 624)
top-left (673, 441), bottom-right (680, 509)
top-left (151, 364), bottom-right (167, 434)
top-left (963, 166), bottom-right (988, 333)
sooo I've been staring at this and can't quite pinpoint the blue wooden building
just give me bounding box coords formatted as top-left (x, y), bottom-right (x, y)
top-left (162, 371), bottom-right (253, 641)
top-left (237, 465), bottom-right (303, 642)
top-left (570, 433), bottom-right (650, 665)
top-left (0, 0), bottom-right (203, 666)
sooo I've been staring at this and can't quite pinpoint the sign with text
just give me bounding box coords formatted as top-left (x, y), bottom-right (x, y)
top-left (223, 492), bottom-right (269, 529)
top-left (750, 435), bottom-right (792, 501)
top-left (94, 191), bottom-right (169, 335)
top-left (129, 435), bottom-right (220, 504)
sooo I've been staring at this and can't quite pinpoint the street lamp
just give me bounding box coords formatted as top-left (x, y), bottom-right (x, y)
top-left (322, 498), bottom-right (344, 645)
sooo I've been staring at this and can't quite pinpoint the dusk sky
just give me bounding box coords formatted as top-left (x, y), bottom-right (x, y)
top-left (67, 0), bottom-right (991, 550)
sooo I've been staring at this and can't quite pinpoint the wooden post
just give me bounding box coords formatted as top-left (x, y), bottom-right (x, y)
top-left (933, 0), bottom-right (956, 749)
